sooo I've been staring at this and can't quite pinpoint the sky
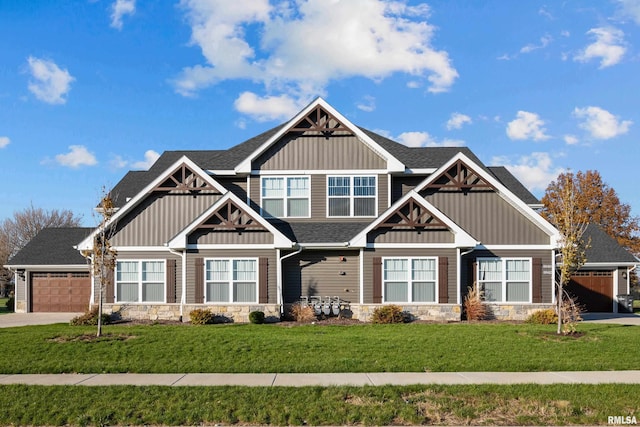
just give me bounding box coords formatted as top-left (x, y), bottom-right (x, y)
top-left (1, 0), bottom-right (640, 227)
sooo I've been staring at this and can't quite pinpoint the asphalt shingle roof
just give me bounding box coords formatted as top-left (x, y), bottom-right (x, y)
top-left (582, 224), bottom-right (638, 264)
top-left (272, 222), bottom-right (371, 244)
top-left (7, 227), bottom-right (93, 266)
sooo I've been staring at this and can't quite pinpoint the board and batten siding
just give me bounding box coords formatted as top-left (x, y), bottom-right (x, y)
top-left (249, 174), bottom-right (389, 222)
top-left (253, 134), bottom-right (386, 171)
top-left (362, 248), bottom-right (458, 304)
top-left (282, 249), bottom-right (360, 304)
top-left (185, 249), bottom-right (278, 304)
top-left (424, 191), bottom-right (551, 245)
top-left (391, 175), bottom-right (429, 203)
top-left (462, 249), bottom-right (554, 304)
top-left (111, 193), bottom-right (223, 247)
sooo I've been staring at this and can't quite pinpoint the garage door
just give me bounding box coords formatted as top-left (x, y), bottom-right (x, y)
top-left (567, 271), bottom-right (613, 312)
top-left (31, 272), bottom-right (91, 312)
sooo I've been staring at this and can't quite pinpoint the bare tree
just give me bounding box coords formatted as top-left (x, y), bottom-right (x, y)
top-left (544, 175), bottom-right (589, 334)
top-left (0, 204), bottom-right (82, 296)
top-left (92, 190), bottom-right (117, 337)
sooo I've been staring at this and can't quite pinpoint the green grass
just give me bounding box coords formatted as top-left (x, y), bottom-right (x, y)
top-left (1, 322), bottom-right (639, 373)
top-left (0, 383), bottom-right (637, 426)
top-left (0, 297), bottom-right (10, 314)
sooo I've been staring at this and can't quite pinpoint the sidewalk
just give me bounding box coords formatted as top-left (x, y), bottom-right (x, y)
top-left (1, 371), bottom-right (639, 387)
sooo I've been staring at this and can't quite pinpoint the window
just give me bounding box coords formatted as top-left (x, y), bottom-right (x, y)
top-left (115, 260), bottom-right (165, 303)
top-left (261, 176), bottom-right (309, 218)
top-left (328, 176), bottom-right (376, 217)
top-left (205, 259), bottom-right (257, 303)
top-left (478, 258), bottom-right (531, 302)
top-left (383, 257), bottom-right (437, 303)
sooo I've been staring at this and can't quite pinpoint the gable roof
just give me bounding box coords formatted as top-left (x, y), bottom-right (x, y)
top-left (582, 224), bottom-right (638, 265)
top-left (487, 166), bottom-right (540, 206)
top-left (6, 227), bottom-right (92, 267)
top-left (234, 97), bottom-right (405, 173)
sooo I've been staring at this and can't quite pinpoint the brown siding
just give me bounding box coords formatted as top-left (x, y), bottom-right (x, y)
top-left (282, 250), bottom-right (360, 303)
top-left (111, 193), bottom-right (223, 247)
top-left (617, 268), bottom-right (629, 294)
top-left (362, 248), bottom-right (458, 304)
top-left (253, 134), bottom-right (386, 170)
top-left (369, 229), bottom-right (455, 244)
top-left (215, 177), bottom-right (247, 200)
top-left (462, 249), bottom-right (555, 304)
top-left (186, 249), bottom-right (278, 304)
top-left (391, 175), bottom-right (428, 203)
top-left (425, 191), bottom-right (550, 245)
top-left (188, 230), bottom-right (274, 245)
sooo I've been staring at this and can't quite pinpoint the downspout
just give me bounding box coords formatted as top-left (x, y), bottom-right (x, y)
top-left (169, 248), bottom-right (186, 322)
top-left (278, 244), bottom-right (302, 315)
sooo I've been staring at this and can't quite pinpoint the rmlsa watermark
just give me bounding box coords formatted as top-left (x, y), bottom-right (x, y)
top-left (608, 416), bottom-right (637, 425)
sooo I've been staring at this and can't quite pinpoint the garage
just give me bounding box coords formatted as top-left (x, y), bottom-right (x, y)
top-left (31, 272), bottom-right (91, 312)
top-left (567, 270), bottom-right (613, 313)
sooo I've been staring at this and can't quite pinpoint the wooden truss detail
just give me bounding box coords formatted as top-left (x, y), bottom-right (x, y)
top-left (426, 159), bottom-right (495, 191)
top-left (378, 199), bottom-right (448, 230)
top-left (154, 163), bottom-right (219, 193)
top-left (199, 200), bottom-right (265, 231)
top-left (290, 105), bottom-right (353, 136)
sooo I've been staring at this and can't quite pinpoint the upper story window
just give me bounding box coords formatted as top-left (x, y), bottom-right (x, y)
top-left (261, 176), bottom-right (310, 218)
top-left (478, 258), bottom-right (531, 303)
top-left (115, 260), bottom-right (165, 303)
top-left (327, 176), bottom-right (376, 217)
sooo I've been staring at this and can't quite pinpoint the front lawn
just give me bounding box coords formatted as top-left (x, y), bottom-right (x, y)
top-left (1, 322), bottom-right (638, 373)
top-left (0, 297), bottom-right (10, 314)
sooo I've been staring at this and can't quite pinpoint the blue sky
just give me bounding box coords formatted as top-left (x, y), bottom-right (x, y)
top-left (1, 0), bottom-right (639, 226)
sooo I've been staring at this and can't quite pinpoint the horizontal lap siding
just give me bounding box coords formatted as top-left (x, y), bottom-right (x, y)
top-left (426, 191), bottom-right (551, 245)
top-left (185, 249), bottom-right (277, 304)
top-left (362, 248), bottom-right (458, 304)
top-left (369, 229), bottom-right (454, 244)
top-left (189, 230), bottom-right (274, 245)
top-left (282, 250), bottom-right (360, 303)
top-left (112, 193), bottom-right (222, 247)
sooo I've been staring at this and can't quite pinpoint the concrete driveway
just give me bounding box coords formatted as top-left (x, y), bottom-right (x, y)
top-left (581, 312), bottom-right (640, 325)
top-left (0, 312), bottom-right (80, 328)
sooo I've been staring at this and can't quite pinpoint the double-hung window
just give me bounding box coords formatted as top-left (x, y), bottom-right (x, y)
top-left (478, 258), bottom-right (531, 302)
top-left (115, 260), bottom-right (165, 303)
top-left (261, 176), bottom-right (309, 218)
top-left (327, 176), bottom-right (376, 217)
top-left (383, 257), bottom-right (437, 303)
top-left (205, 259), bottom-right (258, 303)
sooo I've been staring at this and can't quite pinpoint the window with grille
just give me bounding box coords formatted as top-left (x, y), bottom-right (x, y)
top-left (205, 258), bottom-right (258, 303)
top-left (383, 257), bottom-right (437, 303)
top-left (327, 175), bottom-right (376, 217)
top-left (115, 260), bottom-right (165, 303)
top-left (478, 258), bottom-right (531, 303)
top-left (261, 176), bottom-right (310, 218)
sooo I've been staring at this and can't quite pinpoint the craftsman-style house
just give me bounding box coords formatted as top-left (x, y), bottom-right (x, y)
top-left (9, 98), bottom-right (634, 321)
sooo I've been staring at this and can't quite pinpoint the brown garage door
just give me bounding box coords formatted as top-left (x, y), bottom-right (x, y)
top-left (31, 272), bottom-right (91, 312)
top-left (567, 271), bottom-right (613, 312)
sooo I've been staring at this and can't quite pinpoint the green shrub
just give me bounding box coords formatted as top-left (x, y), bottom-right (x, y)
top-left (5, 296), bottom-right (15, 312)
top-left (70, 307), bottom-right (111, 326)
top-left (189, 308), bottom-right (214, 325)
top-left (249, 310), bottom-right (265, 324)
top-left (525, 309), bottom-right (558, 325)
top-left (371, 304), bottom-right (406, 324)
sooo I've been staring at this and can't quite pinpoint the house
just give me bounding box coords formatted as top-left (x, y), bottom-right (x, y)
top-left (8, 97), bottom-right (608, 321)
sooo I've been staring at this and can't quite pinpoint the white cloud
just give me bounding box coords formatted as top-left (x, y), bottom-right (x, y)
top-left (506, 111), bottom-right (550, 141)
top-left (574, 27), bottom-right (626, 68)
top-left (110, 0), bottom-right (136, 30)
top-left (520, 34), bottom-right (552, 53)
top-left (55, 145), bottom-right (98, 168)
top-left (615, 0), bottom-right (640, 25)
top-left (27, 56), bottom-right (75, 105)
top-left (573, 106), bottom-right (632, 139)
top-left (175, 0), bottom-right (458, 113)
top-left (357, 96), bottom-right (376, 112)
top-left (233, 92), bottom-right (302, 122)
top-left (563, 134), bottom-right (579, 145)
top-left (131, 150), bottom-right (160, 170)
top-left (492, 152), bottom-right (565, 193)
top-left (0, 136), bottom-right (9, 148)
top-left (446, 112), bottom-right (472, 130)
top-left (396, 131), bottom-right (464, 148)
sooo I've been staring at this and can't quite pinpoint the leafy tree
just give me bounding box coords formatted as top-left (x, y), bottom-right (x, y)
top-left (541, 170), bottom-right (640, 256)
top-left (0, 205), bottom-right (82, 296)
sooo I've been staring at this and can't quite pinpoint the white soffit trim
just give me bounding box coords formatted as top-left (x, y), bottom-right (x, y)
top-left (414, 152), bottom-right (560, 242)
top-left (234, 97), bottom-right (406, 173)
top-left (350, 190), bottom-right (479, 248)
top-left (77, 156), bottom-right (227, 251)
top-left (167, 191), bottom-right (293, 249)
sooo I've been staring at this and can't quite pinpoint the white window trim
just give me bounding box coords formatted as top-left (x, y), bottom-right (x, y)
top-left (204, 257), bottom-right (259, 304)
top-left (115, 259), bottom-right (166, 303)
top-left (326, 175), bottom-right (378, 218)
top-left (260, 176), bottom-right (311, 218)
top-left (477, 257), bottom-right (532, 304)
top-left (382, 256), bottom-right (438, 304)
